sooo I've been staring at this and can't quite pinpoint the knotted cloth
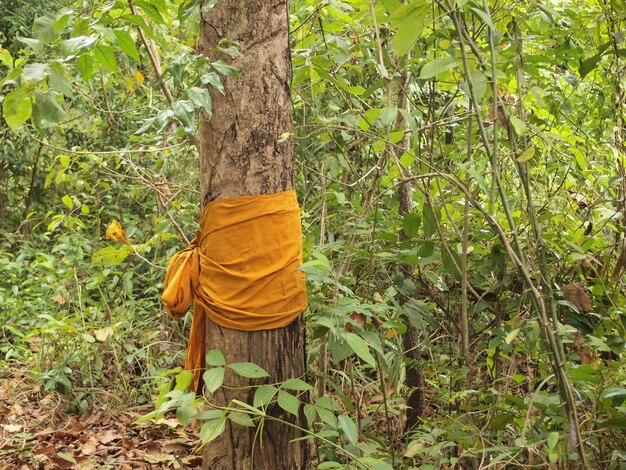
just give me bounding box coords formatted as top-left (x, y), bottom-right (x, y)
top-left (161, 190), bottom-right (307, 392)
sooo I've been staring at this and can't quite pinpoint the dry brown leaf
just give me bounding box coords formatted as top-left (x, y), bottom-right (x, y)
top-left (9, 403), bottom-right (24, 417)
top-left (48, 453), bottom-right (77, 469)
top-left (54, 294), bottom-right (66, 305)
top-left (93, 327), bottom-right (114, 342)
top-left (2, 423), bottom-right (23, 433)
top-left (563, 282), bottom-right (593, 313)
top-left (184, 455), bottom-right (203, 466)
top-left (98, 429), bottom-right (121, 445)
top-left (81, 436), bottom-right (99, 455)
top-left (155, 417), bottom-right (180, 428)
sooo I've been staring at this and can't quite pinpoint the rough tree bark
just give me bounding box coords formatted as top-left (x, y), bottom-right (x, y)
top-left (197, 1), bottom-right (307, 469)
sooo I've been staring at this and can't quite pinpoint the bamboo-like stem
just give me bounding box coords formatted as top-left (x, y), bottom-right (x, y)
top-left (439, 1), bottom-right (588, 466)
top-left (460, 112), bottom-right (472, 368)
top-left (482, 0), bottom-right (498, 213)
top-left (129, 1), bottom-right (174, 105)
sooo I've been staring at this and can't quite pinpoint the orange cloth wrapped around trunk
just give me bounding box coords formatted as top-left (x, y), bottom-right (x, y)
top-left (161, 190), bottom-right (307, 392)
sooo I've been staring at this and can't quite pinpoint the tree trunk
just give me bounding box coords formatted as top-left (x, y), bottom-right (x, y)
top-left (197, 1), bottom-right (307, 469)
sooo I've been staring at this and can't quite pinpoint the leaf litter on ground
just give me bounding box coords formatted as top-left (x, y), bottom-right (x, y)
top-left (0, 368), bottom-right (202, 469)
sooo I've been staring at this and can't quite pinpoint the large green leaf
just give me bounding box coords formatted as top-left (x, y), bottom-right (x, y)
top-left (253, 384), bottom-right (278, 407)
top-left (3, 88), bottom-right (33, 129)
top-left (277, 390), bottom-right (300, 417)
top-left (202, 367), bottom-right (225, 394)
top-left (33, 90), bottom-right (65, 124)
top-left (420, 57), bottom-right (461, 79)
top-left (22, 63), bottom-right (50, 82)
top-left (345, 333), bottom-right (376, 366)
top-left (134, 0), bottom-right (166, 25)
top-left (114, 29), bottom-right (140, 63)
top-left (391, 4), bottom-right (427, 56)
top-left (228, 362), bottom-right (269, 378)
top-left (93, 44), bottom-right (118, 72)
top-left (205, 349), bottom-right (225, 366)
top-left (338, 415), bottom-right (358, 444)
top-left (91, 245), bottom-right (131, 266)
top-left (402, 213), bottom-right (421, 239)
top-left (200, 417), bottom-right (226, 444)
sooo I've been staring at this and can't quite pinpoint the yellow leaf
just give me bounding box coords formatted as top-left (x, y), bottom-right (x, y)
top-left (134, 70), bottom-right (144, 86)
top-left (517, 147), bottom-right (536, 163)
top-left (105, 219), bottom-right (129, 244)
top-left (385, 328), bottom-right (399, 339)
top-left (125, 76), bottom-right (135, 93)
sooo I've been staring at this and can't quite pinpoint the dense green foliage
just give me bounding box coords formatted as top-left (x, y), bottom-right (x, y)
top-left (1, 0), bottom-right (626, 468)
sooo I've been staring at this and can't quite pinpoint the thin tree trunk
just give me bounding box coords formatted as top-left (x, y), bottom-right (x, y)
top-left (198, 1), bottom-right (307, 469)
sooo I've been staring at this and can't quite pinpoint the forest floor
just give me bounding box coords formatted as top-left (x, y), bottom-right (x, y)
top-left (0, 368), bottom-right (202, 469)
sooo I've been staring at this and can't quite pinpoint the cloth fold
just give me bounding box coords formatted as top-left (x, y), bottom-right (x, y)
top-left (161, 190), bottom-right (307, 392)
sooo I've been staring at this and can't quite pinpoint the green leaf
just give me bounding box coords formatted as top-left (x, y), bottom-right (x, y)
top-left (187, 86), bottom-right (212, 116)
top-left (579, 54), bottom-right (602, 78)
top-left (91, 246), bottom-right (131, 266)
top-left (303, 403), bottom-right (316, 426)
top-left (175, 370), bottom-right (194, 390)
top-left (402, 213), bottom-right (421, 239)
top-left (32, 14), bottom-right (57, 42)
top-left (602, 387), bottom-right (626, 406)
top-left (338, 415), bottom-right (358, 444)
top-left (422, 205), bottom-right (439, 237)
top-left (49, 64), bottom-right (74, 96)
top-left (17, 37), bottom-right (44, 54)
top-left (228, 362), bottom-right (269, 378)
top-left (546, 431), bottom-right (559, 451)
top-left (253, 384), bottom-right (278, 407)
top-left (76, 54), bottom-right (97, 81)
top-left (200, 72), bottom-right (224, 94)
top-left (205, 349), bottom-right (225, 366)
top-left (509, 115), bottom-right (526, 136)
top-left (425, 270), bottom-right (448, 291)
top-left (120, 14), bottom-right (155, 39)
top-left (280, 378), bottom-right (312, 392)
top-left (178, 0), bottom-right (201, 21)
top-left (3, 88), bottom-right (33, 129)
top-left (212, 60), bottom-right (238, 76)
top-left (114, 29), bottom-right (140, 63)
top-left (33, 90), bottom-right (65, 124)
top-left (0, 48), bottom-right (13, 68)
top-left (93, 44), bottom-right (118, 72)
top-left (470, 7), bottom-right (496, 32)
top-left (466, 70), bottom-right (488, 100)
top-left (82, 333), bottom-right (95, 343)
top-left (345, 333), bottom-right (376, 366)
top-left (517, 147), bottom-right (536, 163)
top-left (172, 99), bottom-right (195, 129)
top-left (200, 417), bottom-right (226, 444)
top-left (378, 106), bottom-right (398, 127)
top-left (61, 195), bottom-right (73, 210)
top-left (391, 5), bottom-right (427, 56)
top-left (201, 0), bottom-right (219, 11)
top-left (505, 328), bottom-right (520, 344)
top-left (61, 36), bottom-right (97, 57)
top-left (176, 404), bottom-right (197, 425)
top-left (420, 57), bottom-right (461, 79)
top-left (134, 0), bottom-right (166, 25)
top-left (381, 0), bottom-right (402, 13)
top-left (228, 412), bottom-right (255, 427)
top-left (202, 367), bottom-right (224, 393)
top-left (277, 390), bottom-right (300, 417)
